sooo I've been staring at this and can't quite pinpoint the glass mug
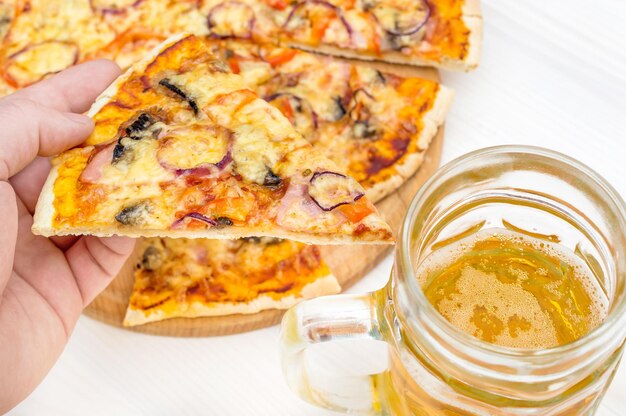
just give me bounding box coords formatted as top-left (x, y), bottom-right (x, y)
top-left (280, 146), bottom-right (626, 415)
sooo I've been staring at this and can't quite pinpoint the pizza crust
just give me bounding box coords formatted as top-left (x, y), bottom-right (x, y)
top-left (462, 0), bottom-right (482, 18)
top-left (460, 16), bottom-right (483, 72)
top-left (31, 162), bottom-right (58, 236)
top-left (32, 222), bottom-right (393, 244)
top-left (365, 85), bottom-right (454, 203)
top-left (122, 273), bottom-right (341, 326)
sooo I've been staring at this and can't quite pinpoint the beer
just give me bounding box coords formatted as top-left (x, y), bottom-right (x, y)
top-left (372, 229), bottom-right (612, 415)
top-left (417, 228), bottom-right (608, 348)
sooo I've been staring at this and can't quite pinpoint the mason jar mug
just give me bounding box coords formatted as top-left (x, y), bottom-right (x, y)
top-left (280, 146), bottom-right (626, 415)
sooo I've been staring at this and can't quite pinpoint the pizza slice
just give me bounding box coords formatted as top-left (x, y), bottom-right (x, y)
top-left (198, 0), bottom-right (483, 71)
top-left (32, 34), bottom-right (393, 244)
top-left (207, 40), bottom-right (453, 202)
top-left (124, 237), bottom-right (339, 326)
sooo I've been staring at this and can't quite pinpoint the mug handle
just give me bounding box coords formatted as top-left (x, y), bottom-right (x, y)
top-left (280, 291), bottom-right (386, 414)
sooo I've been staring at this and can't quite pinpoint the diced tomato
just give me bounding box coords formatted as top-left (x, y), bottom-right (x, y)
top-left (273, 97), bottom-right (295, 123)
top-left (337, 197), bottom-right (375, 223)
top-left (265, 49), bottom-right (297, 67)
top-left (265, 0), bottom-right (288, 10)
top-left (311, 17), bottom-right (332, 45)
top-left (214, 89), bottom-right (257, 112)
top-left (228, 57), bottom-right (241, 74)
top-left (371, 32), bottom-right (382, 56)
top-left (209, 197), bottom-right (251, 222)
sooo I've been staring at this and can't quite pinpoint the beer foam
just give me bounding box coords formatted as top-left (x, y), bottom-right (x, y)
top-left (436, 266), bottom-right (559, 348)
top-left (417, 228), bottom-right (609, 349)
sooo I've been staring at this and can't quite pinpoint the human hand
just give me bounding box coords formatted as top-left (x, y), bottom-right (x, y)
top-left (0, 61), bottom-right (135, 413)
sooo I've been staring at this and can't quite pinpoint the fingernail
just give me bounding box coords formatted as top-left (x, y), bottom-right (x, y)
top-left (64, 112), bottom-right (93, 126)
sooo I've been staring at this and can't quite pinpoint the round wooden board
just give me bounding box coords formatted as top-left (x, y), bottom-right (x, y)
top-left (84, 63), bottom-right (444, 337)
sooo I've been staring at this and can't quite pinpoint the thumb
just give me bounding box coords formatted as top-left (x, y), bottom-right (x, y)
top-left (0, 97), bottom-right (94, 180)
top-left (0, 182), bottom-right (17, 298)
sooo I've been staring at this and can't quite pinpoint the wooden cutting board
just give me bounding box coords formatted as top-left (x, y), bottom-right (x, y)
top-left (84, 63), bottom-right (444, 337)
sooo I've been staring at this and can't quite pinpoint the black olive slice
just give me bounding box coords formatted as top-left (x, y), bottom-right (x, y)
top-left (331, 96), bottom-right (347, 121)
top-left (112, 113), bottom-right (163, 164)
top-left (112, 142), bottom-right (126, 163)
top-left (159, 78), bottom-right (199, 115)
top-left (126, 113), bottom-right (155, 137)
top-left (216, 217), bottom-right (233, 227)
top-left (140, 245), bottom-right (163, 271)
top-left (115, 202), bottom-right (149, 226)
top-left (352, 121), bottom-right (377, 139)
top-left (264, 169), bottom-right (282, 187)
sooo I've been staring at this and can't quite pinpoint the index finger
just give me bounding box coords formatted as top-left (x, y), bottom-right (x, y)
top-left (10, 59), bottom-right (122, 113)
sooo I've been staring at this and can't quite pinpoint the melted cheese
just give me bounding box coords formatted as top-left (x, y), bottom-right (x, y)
top-left (100, 139), bottom-right (174, 186)
top-left (231, 123), bottom-right (281, 184)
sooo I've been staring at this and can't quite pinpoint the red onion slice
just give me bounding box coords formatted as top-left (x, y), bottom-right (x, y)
top-left (347, 88), bottom-right (379, 139)
top-left (369, 0), bottom-right (430, 37)
top-left (3, 41), bottom-right (79, 88)
top-left (156, 125), bottom-right (232, 175)
top-left (308, 171), bottom-right (363, 211)
top-left (348, 88), bottom-right (375, 120)
top-left (172, 151), bottom-right (232, 177)
top-left (282, 0), bottom-right (353, 41)
top-left (265, 92), bottom-right (319, 130)
top-left (207, 1), bottom-right (256, 39)
top-left (172, 212), bottom-right (217, 229)
top-left (351, 88), bottom-right (374, 101)
top-left (90, 0), bottom-right (144, 14)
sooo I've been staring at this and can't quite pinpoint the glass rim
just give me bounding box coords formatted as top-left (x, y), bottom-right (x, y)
top-left (399, 145), bottom-right (626, 358)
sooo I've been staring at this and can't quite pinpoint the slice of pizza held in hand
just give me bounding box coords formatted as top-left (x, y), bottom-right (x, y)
top-left (32, 34), bottom-right (393, 244)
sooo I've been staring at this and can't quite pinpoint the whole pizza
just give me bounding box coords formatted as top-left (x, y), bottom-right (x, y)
top-left (0, 0), bottom-right (482, 93)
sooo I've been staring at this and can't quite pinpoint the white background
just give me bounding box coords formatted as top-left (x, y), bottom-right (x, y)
top-left (9, 0), bottom-right (626, 415)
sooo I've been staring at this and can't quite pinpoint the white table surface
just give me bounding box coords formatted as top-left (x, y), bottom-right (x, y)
top-left (9, 1), bottom-right (626, 415)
